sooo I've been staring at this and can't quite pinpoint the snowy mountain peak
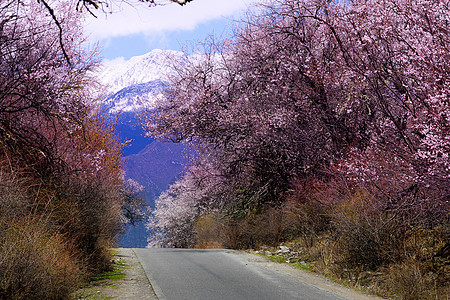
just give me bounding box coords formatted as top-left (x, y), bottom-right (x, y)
top-left (96, 49), bottom-right (185, 113)
top-left (97, 49), bottom-right (184, 95)
top-left (104, 80), bottom-right (166, 114)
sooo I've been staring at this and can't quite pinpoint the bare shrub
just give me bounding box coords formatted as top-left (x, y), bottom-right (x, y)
top-left (216, 203), bottom-right (315, 250)
top-left (0, 0), bottom-right (129, 297)
top-left (0, 169), bottom-right (85, 298)
top-left (386, 261), bottom-right (428, 300)
top-left (52, 178), bottom-right (123, 271)
top-left (286, 179), bottom-right (449, 297)
top-left (194, 213), bottom-right (223, 249)
top-left (215, 208), bottom-right (283, 250)
top-left (0, 216), bottom-right (84, 299)
top-left (218, 217), bottom-right (243, 250)
top-left (375, 257), bottom-right (448, 300)
top-left (0, 165), bottom-right (29, 219)
top-left (282, 180), bottom-right (332, 248)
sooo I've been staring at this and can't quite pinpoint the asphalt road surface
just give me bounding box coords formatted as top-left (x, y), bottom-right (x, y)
top-left (133, 248), bottom-right (361, 300)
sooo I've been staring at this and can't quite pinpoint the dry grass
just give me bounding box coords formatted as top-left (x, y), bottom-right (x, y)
top-left (0, 216), bottom-right (84, 299)
top-left (0, 155), bottom-right (123, 299)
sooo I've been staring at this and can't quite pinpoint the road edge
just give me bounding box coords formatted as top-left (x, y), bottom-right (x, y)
top-left (133, 248), bottom-right (168, 300)
top-left (232, 250), bottom-right (384, 300)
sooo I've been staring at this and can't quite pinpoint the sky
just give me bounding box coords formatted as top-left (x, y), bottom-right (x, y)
top-left (84, 0), bottom-right (260, 61)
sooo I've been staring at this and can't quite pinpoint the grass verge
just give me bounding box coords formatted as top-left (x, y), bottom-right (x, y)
top-left (70, 250), bottom-right (127, 300)
top-left (254, 250), bottom-right (314, 272)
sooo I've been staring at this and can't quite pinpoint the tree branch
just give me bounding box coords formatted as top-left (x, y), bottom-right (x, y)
top-left (38, 0), bottom-right (72, 67)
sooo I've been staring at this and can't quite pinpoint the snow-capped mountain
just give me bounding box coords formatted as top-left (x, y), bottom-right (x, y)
top-left (94, 49), bottom-right (191, 247)
top-left (104, 80), bottom-right (166, 114)
top-left (96, 49), bottom-right (185, 114)
top-left (98, 49), bottom-right (184, 94)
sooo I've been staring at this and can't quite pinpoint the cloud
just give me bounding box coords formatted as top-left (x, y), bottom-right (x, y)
top-left (101, 56), bottom-right (127, 67)
top-left (84, 0), bottom-right (259, 40)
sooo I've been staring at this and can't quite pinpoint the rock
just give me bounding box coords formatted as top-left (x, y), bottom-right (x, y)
top-left (279, 246), bottom-right (290, 253)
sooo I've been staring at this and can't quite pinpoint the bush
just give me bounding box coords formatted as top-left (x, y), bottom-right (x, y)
top-left (0, 109), bottom-right (126, 297)
top-left (0, 1), bottom-right (129, 297)
top-left (295, 182), bottom-right (449, 299)
top-left (220, 178), bottom-right (449, 299)
top-left (194, 213), bottom-right (223, 249)
top-left (0, 216), bottom-right (84, 300)
top-left (54, 179), bottom-right (122, 272)
top-left (329, 191), bottom-right (401, 271)
top-left (282, 180), bottom-right (332, 248)
top-left (382, 260), bottom-right (433, 300)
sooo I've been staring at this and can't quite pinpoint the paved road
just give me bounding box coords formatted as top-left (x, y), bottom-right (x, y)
top-left (133, 248), bottom-right (355, 300)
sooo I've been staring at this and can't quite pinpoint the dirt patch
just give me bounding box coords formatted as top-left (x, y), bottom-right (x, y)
top-left (72, 248), bottom-right (157, 300)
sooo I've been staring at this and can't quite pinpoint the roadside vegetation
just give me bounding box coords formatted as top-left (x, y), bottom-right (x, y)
top-left (0, 1), bottom-right (144, 299)
top-left (71, 250), bottom-right (128, 300)
top-left (145, 0), bottom-right (449, 299)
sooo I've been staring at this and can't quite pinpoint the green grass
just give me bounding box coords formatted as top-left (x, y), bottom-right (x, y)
top-left (262, 253), bottom-right (286, 263)
top-left (255, 252), bottom-right (314, 272)
top-left (290, 261), bottom-right (313, 272)
top-left (70, 254), bottom-right (127, 300)
top-left (90, 260), bottom-right (127, 282)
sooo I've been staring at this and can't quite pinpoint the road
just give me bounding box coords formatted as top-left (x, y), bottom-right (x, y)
top-left (133, 248), bottom-right (373, 300)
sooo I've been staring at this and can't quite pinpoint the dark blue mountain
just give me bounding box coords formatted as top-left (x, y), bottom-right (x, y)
top-left (120, 141), bottom-right (189, 247)
top-left (114, 112), bottom-right (151, 156)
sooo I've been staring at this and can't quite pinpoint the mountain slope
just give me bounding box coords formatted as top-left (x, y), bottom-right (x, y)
top-left (104, 80), bottom-right (166, 114)
top-left (124, 141), bottom-right (188, 201)
top-left (121, 141), bottom-right (189, 247)
top-left (94, 49), bottom-right (189, 247)
top-left (98, 49), bottom-right (184, 95)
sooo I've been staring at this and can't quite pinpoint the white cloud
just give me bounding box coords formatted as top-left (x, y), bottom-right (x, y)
top-left (102, 56), bottom-right (127, 68)
top-left (84, 0), bottom-right (259, 40)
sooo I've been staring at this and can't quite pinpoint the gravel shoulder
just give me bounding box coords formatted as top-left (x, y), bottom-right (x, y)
top-left (233, 251), bottom-right (383, 300)
top-left (106, 248), bottom-right (158, 299)
top-left (72, 248), bottom-right (157, 300)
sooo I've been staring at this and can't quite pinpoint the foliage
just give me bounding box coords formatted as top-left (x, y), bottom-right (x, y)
top-left (0, 0), bottom-right (134, 298)
top-left (144, 0), bottom-right (449, 248)
top-left (0, 0), bottom-right (95, 176)
top-left (144, 0), bottom-right (449, 296)
top-left (249, 179), bottom-right (448, 299)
